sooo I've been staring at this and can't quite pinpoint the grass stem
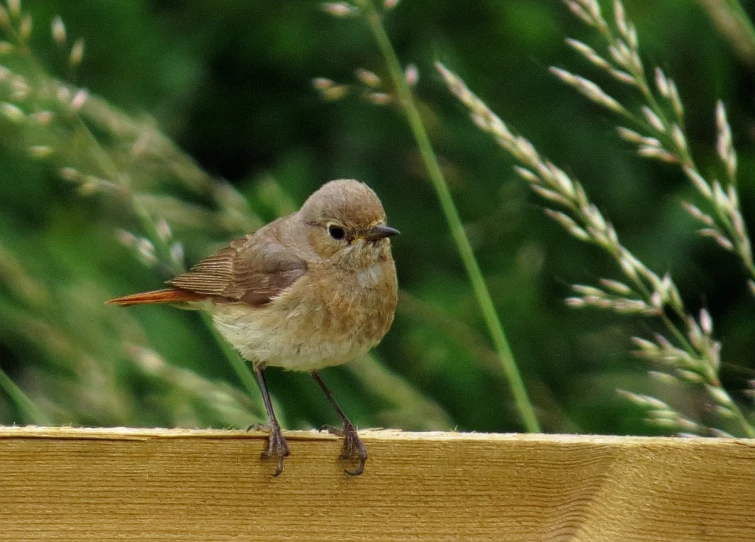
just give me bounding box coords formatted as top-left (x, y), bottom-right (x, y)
top-left (359, 0), bottom-right (540, 432)
top-left (0, 366), bottom-right (51, 425)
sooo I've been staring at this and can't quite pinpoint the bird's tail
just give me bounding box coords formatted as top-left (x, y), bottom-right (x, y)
top-left (107, 288), bottom-right (206, 306)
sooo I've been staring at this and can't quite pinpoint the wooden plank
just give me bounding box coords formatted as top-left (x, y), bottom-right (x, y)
top-left (0, 427), bottom-right (752, 541)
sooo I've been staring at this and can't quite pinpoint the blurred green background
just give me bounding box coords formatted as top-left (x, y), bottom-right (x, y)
top-left (0, 0), bottom-right (753, 435)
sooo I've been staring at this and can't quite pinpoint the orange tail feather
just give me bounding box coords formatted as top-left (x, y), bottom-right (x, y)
top-left (108, 288), bottom-right (206, 306)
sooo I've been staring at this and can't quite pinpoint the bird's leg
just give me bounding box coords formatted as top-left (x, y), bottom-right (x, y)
top-left (254, 367), bottom-right (290, 477)
top-left (312, 370), bottom-right (368, 476)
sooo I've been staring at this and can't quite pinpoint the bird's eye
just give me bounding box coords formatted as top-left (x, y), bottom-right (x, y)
top-left (327, 224), bottom-right (346, 240)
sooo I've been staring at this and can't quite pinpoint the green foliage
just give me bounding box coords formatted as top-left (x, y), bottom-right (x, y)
top-left (0, 0), bottom-right (753, 436)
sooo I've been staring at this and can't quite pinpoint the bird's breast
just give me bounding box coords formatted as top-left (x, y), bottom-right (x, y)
top-left (314, 259), bottom-right (398, 343)
top-left (356, 262), bottom-right (385, 288)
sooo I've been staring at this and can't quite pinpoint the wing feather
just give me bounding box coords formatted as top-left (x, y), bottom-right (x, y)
top-left (168, 234), bottom-right (307, 306)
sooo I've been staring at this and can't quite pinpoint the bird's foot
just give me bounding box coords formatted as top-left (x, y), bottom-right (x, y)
top-left (319, 423), bottom-right (368, 476)
top-left (260, 423), bottom-right (290, 477)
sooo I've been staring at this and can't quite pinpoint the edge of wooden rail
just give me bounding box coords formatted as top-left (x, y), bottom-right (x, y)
top-left (2, 424), bottom-right (754, 444)
top-left (1, 426), bottom-right (753, 541)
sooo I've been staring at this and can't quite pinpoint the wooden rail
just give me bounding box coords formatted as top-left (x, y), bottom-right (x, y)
top-left (0, 427), bottom-right (753, 541)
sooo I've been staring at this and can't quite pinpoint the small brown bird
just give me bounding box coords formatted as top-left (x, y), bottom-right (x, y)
top-left (109, 179), bottom-right (399, 476)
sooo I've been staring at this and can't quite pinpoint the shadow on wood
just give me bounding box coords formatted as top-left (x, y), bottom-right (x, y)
top-left (0, 427), bottom-right (753, 541)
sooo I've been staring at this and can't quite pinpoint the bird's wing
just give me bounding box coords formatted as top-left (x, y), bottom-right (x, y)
top-left (168, 234), bottom-right (308, 306)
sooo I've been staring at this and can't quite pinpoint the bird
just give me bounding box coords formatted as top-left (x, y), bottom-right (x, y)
top-left (109, 179), bottom-right (399, 476)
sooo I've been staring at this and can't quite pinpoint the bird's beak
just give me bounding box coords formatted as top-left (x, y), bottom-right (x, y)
top-left (364, 224), bottom-right (400, 241)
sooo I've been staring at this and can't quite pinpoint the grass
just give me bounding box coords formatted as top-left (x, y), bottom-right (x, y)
top-left (0, 0), bottom-right (753, 439)
top-left (345, 0), bottom-right (539, 433)
top-left (436, 0), bottom-right (755, 437)
top-left (0, 0), bottom-right (453, 432)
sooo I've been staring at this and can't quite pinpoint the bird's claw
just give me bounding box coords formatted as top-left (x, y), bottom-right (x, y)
top-left (246, 422), bottom-right (269, 432)
top-left (319, 423), bottom-right (367, 476)
top-left (260, 423), bottom-right (290, 477)
top-left (318, 424), bottom-right (342, 435)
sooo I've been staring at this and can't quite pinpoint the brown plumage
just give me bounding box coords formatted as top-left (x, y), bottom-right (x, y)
top-left (109, 179), bottom-right (399, 477)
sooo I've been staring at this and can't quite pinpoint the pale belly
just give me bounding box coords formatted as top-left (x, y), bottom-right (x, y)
top-left (211, 302), bottom-right (373, 371)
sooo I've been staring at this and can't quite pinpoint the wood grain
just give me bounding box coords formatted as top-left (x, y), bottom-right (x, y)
top-left (0, 427), bottom-right (753, 541)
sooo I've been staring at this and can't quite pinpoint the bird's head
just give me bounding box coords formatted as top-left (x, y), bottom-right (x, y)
top-left (299, 179), bottom-right (399, 265)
